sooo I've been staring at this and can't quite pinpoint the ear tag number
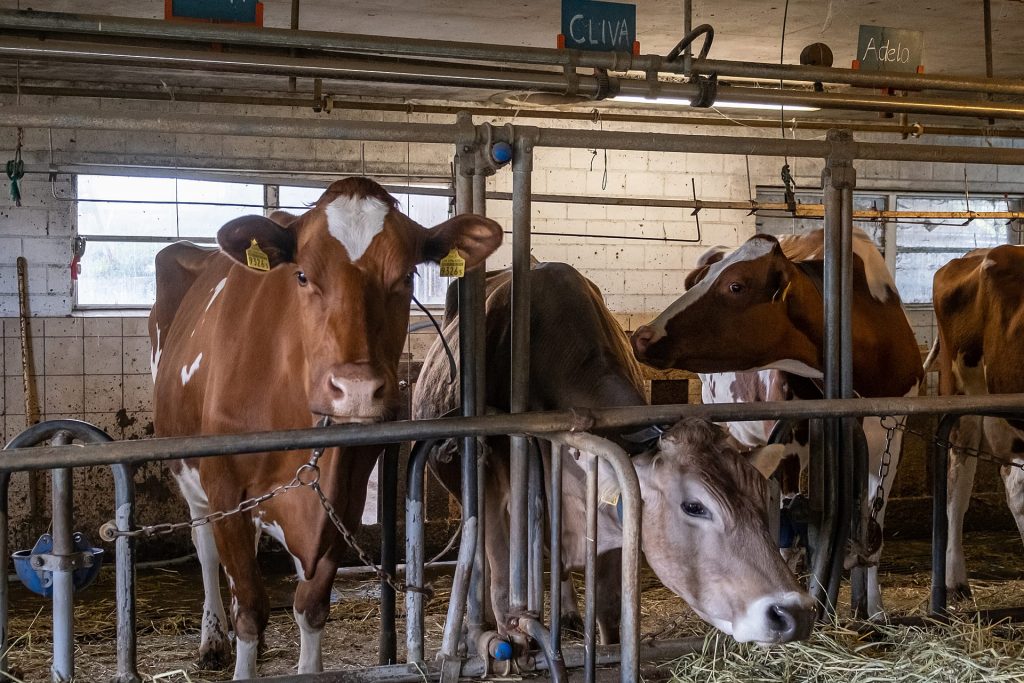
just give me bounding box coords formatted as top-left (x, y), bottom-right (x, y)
top-left (439, 248), bottom-right (466, 278)
top-left (245, 239), bottom-right (270, 272)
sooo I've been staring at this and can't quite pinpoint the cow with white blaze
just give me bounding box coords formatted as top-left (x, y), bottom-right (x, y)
top-left (632, 228), bottom-right (923, 617)
top-left (414, 261), bottom-right (815, 645)
top-left (149, 177), bottom-right (502, 679)
top-left (931, 245), bottom-right (1024, 599)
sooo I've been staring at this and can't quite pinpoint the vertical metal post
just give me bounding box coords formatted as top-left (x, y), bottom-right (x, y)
top-left (508, 132), bottom-right (535, 619)
top-left (469, 170), bottom-right (489, 644)
top-left (528, 443), bottom-right (544, 613)
top-left (378, 443), bottom-right (399, 665)
top-left (931, 414), bottom-right (957, 617)
top-left (813, 129), bottom-right (856, 615)
top-left (111, 463), bottom-right (141, 683)
top-left (50, 430), bottom-right (74, 683)
top-left (404, 440), bottom-right (434, 664)
top-left (583, 456), bottom-right (598, 683)
top-left (0, 473), bottom-right (8, 679)
top-left (683, 0), bottom-right (693, 75)
top-left (550, 444), bottom-right (563, 656)
top-left (438, 147), bottom-right (482, 674)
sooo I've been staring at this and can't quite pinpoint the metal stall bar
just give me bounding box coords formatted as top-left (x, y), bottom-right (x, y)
top-left (552, 432), bottom-right (641, 683)
top-left (404, 439), bottom-right (436, 664)
top-left (378, 443), bottom-right (400, 665)
top-left (507, 133), bottom-right (535, 628)
top-left (583, 453), bottom-right (599, 683)
top-left (528, 446), bottom-right (545, 614)
top-left (13, 397), bottom-right (1024, 474)
top-left (1, 421), bottom-right (119, 681)
top-left (549, 444), bottom-right (564, 662)
top-left (436, 148), bottom-right (480, 679)
top-left (111, 462), bottom-right (141, 683)
top-left (468, 170), bottom-right (491, 654)
top-left (931, 414), bottom-right (959, 617)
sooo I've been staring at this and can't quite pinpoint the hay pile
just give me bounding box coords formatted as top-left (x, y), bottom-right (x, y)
top-left (668, 617), bottom-right (1024, 683)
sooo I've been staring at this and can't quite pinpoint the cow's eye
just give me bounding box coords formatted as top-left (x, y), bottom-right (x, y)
top-left (728, 282), bottom-right (744, 294)
top-left (296, 271), bottom-right (308, 287)
top-left (682, 501), bottom-right (710, 519)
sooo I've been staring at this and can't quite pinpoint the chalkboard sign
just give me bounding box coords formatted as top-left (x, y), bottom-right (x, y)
top-left (560, 0), bottom-right (637, 53)
top-left (166, 0), bottom-right (263, 25)
top-left (855, 25), bottom-right (923, 73)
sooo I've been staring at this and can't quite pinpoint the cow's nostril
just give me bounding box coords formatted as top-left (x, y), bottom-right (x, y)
top-left (328, 375), bottom-right (347, 398)
top-left (767, 604), bottom-right (797, 636)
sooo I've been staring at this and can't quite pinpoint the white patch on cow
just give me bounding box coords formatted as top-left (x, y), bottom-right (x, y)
top-left (731, 592), bottom-right (812, 643)
top-left (257, 517), bottom-right (306, 580)
top-left (206, 277), bottom-right (228, 312)
top-left (294, 609), bottom-right (325, 674)
top-left (233, 637), bottom-right (259, 680)
top-left (324, 194), bottom-right (389, 261)
top-left (983, 258), bottom-right (997, 270)
top-left (180, 352), bottom-right (203, 386)
top-left (647, 237), bottom-right (777, 339)
top-left (761, 359), bottom-right (824, 379)
top-left (851, 230), bottom-right (895, 303)
top-left (151, 324), bottom-right (162, 383)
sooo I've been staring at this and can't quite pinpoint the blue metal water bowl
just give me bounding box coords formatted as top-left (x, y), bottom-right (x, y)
top-left (12, 532), bottom-right (104, 597)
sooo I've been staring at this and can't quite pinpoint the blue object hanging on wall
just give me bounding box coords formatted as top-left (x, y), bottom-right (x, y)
top-left (12, 532), bottom-right (104, 598)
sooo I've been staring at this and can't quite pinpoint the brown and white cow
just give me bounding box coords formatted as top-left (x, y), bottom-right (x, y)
top-left (932, 245), bottom-right (1024, 599)
top-left (414, 261), bottom-right (815, 645)
top-left (632, 228), bottom-right (924, 617)
top-left (149, 178), bottom-right (502, 678)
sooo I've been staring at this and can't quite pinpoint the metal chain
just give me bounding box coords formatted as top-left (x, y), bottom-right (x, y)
top-left (100, 439), bottom-right (430, 597)
top-left (894, 418), bottom-right (1024, 471)
top-left (868, 416), bottom-right (899, 524)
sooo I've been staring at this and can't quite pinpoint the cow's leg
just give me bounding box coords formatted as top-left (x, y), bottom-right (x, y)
top-left (482, 453), bottom-right (512, 634)
top-left (292, 554), bottom-right (338, 674)
top-left (947, 416), bottom-right (982, 599)
top-left (1002, 463), bottom-right (1024, 545)
top-left (212, 514), bottom-right (270, 681)
top-left (857, 416), bottom-right (908, 619)
top-left (595, 549), bottom-right (623, 645)
top-left (173, 467), bottom-right (231, 669)
top-left (559, 569), bottom-right (584, 634)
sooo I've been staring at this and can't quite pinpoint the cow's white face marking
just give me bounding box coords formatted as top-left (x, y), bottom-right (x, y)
top-left (205, 277), bottom-right (228, 312)
top-left (647, 237), bottom-right (776, 341)
top-left (180, 352), bottom-right (203, 386)
top-left (324, 194), bottom-right (389, 261)
top-left (151, 324), bottom-right (162, 383)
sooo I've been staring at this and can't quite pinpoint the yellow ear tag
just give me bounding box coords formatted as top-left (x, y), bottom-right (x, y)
top-left (439, 248), bottom-right (466, 278)
top-left (780, 281), bottom-right (792, 303)
top-left (245, 239), bottom-right (270, 272)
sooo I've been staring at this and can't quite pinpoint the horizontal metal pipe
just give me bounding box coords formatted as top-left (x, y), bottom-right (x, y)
top-left (8, 395), bottom-right (1024, 473)
top-left (694, 58), bottom-right (1024, 98)
top-left (0, 37), bottom-right (592, 96)
top-left (0, 8), bottom-right (663, 73)
top-left (619, 80), bottom-right (1024, 121)
top-left (6, 84), bottom-right (1024, 140)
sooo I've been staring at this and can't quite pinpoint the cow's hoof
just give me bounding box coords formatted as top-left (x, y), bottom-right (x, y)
top-left (560, 612), bottom-right (584, 636)
top-left (197, 644), bottom-right (232, 671)
top-left (949, 583), bottom-right (973, 601)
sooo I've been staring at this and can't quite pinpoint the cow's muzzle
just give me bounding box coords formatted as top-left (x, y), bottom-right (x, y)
top-left (764, 602), bottom-right (815, 642)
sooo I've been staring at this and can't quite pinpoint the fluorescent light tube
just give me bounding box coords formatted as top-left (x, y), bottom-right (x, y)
top-left (613, 95), bottom-right (820, 112)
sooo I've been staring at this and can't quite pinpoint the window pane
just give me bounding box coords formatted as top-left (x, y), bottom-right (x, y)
top-left (279, 185), bottom-right (324, 211)
top-left (176, 179), bottom-right (265, 238)
top-left (77, 241), bottom-right (164, 306)
top-left (77, 175), bottom-right (177, 237)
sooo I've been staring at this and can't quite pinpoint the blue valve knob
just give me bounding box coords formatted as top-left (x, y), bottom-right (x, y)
top-left (491, 141), bottom-right (513, 164)
top-left (492, 640), bottom-right (513, 661)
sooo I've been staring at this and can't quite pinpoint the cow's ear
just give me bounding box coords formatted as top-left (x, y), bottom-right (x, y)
top-left (684, 264), bottom-right (711, 290)
top-left (684, 247), bottom-right (727, 289)
top-left (422, 214), bottom-right (503, 269)
top-left (218, 215), bottom-right (297, 270)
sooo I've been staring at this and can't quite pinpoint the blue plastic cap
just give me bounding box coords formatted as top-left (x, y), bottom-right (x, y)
top-left (491, 141), bottom-right (513, 164)
top-left (493, 640), bottom-right (513, 661)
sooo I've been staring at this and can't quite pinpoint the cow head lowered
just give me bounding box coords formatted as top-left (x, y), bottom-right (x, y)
top-left (602, 418), bottom-right (815, 643)
top-left (631, 235), bottom-right (820, 376)
top-left (217, 177), bottom-right (502, 422)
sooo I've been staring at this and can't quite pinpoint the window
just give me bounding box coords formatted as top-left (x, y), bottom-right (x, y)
top-left (755, 188), bottom-right (1022, 305)
top-left (75, 176), bottom-right (452, 308)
